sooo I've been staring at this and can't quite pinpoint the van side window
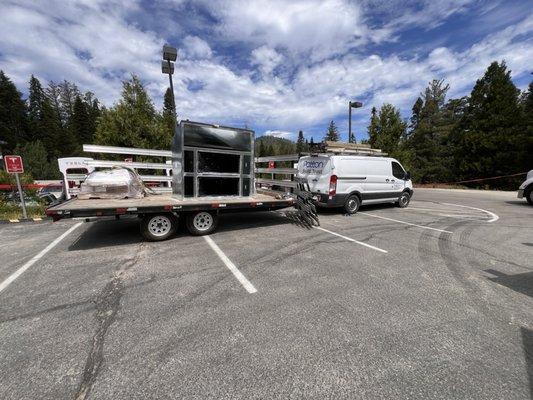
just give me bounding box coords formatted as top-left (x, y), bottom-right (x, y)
top-left (392, 161), bottom-right (405, 179)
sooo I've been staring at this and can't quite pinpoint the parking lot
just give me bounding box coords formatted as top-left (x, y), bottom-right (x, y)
top-left (0, 188), bottom-right (532, 399)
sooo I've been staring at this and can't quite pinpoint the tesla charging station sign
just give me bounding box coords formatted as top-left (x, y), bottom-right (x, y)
top-left (5, 155), bottom-right (24, 173)
top-left (4, 155), bottom-right (27, 219)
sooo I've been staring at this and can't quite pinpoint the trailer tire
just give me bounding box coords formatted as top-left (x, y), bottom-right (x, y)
top-left (141, 213), bottom-right (178, 241)
top-left (343, 195), bottom-right (360, 214)
top-left (186, 211), bottom-right (218, 236)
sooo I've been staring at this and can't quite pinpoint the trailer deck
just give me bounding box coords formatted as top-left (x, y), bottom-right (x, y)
top-left (46, 193), bottom-right (295, 219)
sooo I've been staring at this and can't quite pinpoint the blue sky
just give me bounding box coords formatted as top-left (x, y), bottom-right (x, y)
top-left (0, 0), bottom-right (532, 142)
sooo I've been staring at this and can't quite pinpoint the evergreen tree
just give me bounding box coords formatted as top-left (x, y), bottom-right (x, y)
top-left (310, 137), bottom-right (314, 146)
top-left (366, 104), bottom-right (406, 156)
top-left (324, 120), bottom-right (339, 142)
top-left (14, 140), bottom-right (56, 179)
top-left (95, 75), bottom-right (167, 150)
top-left (70, 96), bottom-right (92, 148)
top-left (0, 71), bottom-right (28, 152)
top-left (27, 75), bottom-right (45, 141)
top-left (457, 61), bottom-right (525, 186)
top-left (405, 80), bottom-right (453, 183)
top-left (367, 106), bottom-right (379, 148)
top-left (162, 87), bottom-right (175, 144)
top-left (257, 138), bottom-right (266, 157)
top-left (58, 80), bottom-right (81, 124)
top-left (296, 130), bottom-right (305, 153)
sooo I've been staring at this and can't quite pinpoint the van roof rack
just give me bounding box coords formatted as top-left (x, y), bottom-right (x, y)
top-left (307, 141), bottom-right (387, 157)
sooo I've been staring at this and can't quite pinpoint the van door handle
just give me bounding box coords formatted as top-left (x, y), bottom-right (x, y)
top-left (312, 179), bottom-right (318, 182)
top-left (391, 179), bottom-right (395, 182)
top-left (385, 179), bottom-right (389, 182)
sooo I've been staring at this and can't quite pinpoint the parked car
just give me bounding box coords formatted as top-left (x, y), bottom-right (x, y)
top-left (518, 170), bottom-right (533, 205)
top-left (297, 154), bottom-right (413, 214)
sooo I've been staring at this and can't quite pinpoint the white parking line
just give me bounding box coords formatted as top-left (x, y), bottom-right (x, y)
top-left (0, 222), bottom-right (83, 295)
top-left (359, 212), bottom-right (452, 234)
top-left (313, 226), bottom-right (388, 253)
top-left (203, 235), bottom-right (257, 294)
top-left (440, 202), bottom-right (499, 223)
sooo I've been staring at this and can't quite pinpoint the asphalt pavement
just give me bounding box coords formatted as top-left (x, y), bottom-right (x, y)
top-left (0, 188), bottom-right (532, 399)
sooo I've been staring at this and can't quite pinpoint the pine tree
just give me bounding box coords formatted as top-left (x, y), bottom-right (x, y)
top-left (70, 96), bottom-right (92, 148)
top-left (14, 140), bottom-right (56, 179)
top-left (367, 107), bottom-right (379, 148)
top-left (95, 75), bottom-right (167, 150)
top-left (366, 104), bottom-right (406, 156)
top-left (310, 137), bottom-right (314, 146)
top-left (324, 120), bottom-right (339, 142)
top-left (0, 71), bottom-right (28, 152)
top-left (27, 75), bottom-right (45, 141)
top-left (296, 130), bottom-right (305, 153)
top-left (457, 61), bottom-right (524, 187)
top-left (257, 138), bottom-right (266, 157)
top-left (405, 80), bottom-right (453, 183)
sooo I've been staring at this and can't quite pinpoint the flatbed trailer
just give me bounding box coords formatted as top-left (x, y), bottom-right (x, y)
top-left (46, 192), bottom-right (297, 241)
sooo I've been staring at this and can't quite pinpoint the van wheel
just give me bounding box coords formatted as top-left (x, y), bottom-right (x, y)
top-left (397, 192), bottom-right (411, 208)
top-left (343, 195), bottom-right (360, 214)
top-left (526, 188), bottom-right (533, 205)
top-left (141, 213), bottom-right (178, 241)
top-left (186, 211), bottom-right (218, 235)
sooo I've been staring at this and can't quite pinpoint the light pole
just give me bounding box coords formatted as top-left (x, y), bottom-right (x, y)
top-left (162, 45), bottom-right (183, 199)
top-left (162, 44), bottom-right (178, 116)
top-left (348, 101), bottom-right (363, 143)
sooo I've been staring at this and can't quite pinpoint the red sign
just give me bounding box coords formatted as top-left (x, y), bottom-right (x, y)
top-left (4, 155), bottom-right (24, 173)
top-left (268, 161), bottom-right (275, 169)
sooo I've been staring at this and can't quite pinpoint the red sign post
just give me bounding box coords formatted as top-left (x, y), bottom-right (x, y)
top-left (5, 155), bottom-right (24, 173)
top-left (4, 155), bottom-right (27, 219)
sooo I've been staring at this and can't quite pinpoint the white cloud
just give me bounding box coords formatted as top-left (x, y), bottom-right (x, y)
top-left (264, 130), bottom-right (295, 139)
top-left (182, 35), bottom-right (213, 59)
top-left (251, 46), bottom-right (283, 75)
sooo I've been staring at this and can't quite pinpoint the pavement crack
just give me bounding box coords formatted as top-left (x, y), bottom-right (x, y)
top-left (73, 243), bottom-right (145, 400)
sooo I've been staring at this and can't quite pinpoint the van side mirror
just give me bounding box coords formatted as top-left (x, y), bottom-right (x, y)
top-left (404, 171), bottom-right (411, 180)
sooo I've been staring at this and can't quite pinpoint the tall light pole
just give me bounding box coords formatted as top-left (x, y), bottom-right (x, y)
top-left (162, 44), bottom-right (178, 116)
top-left (348, 101), bottom-right (363, 143)
top-left (162, 45), bottom-right (183, 199)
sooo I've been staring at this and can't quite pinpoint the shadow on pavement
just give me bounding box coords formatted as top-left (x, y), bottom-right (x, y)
top-left (521, 327), bottom-right (533, 399)
top-left (485, 269), bottom-right (533, 298)
top-left (69, 218), bottom-right (142, 250)
top-left (216, 211), bottom-right (294, 233)
top-left (505, 200), bottom-right (530, 206)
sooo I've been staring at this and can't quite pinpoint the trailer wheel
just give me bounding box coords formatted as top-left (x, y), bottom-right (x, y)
top-left (397, 191), bottom-right (411, 208)
top-left (343, 195), bottom-right (360, 214)
top-left (141, 213), bottom-right (177, 241)
top-left (186, 211), bottom-right (218, 236)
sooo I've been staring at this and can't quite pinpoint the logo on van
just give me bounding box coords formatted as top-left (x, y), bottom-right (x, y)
top-left (303, 160), bottom-right (324, 169)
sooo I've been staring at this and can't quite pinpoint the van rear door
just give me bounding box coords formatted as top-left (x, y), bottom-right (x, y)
top-left (297, 156), bottom-right (332, 193)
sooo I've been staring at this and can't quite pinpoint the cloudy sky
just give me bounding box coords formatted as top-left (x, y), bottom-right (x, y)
top-left (0, 0), bottom-right (532, 141)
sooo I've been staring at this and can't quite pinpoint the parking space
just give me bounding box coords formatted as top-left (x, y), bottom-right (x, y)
top-left (0, 188), bottom-right (532, 399)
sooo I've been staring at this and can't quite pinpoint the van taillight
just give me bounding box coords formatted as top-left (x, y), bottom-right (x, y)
top-left (329, 175), bottom-right (338, 195)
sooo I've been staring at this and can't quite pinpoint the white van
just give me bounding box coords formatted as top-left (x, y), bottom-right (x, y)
top-left (517, 170), bottom-right (533, 205)
top-left (297, 155), bottom-right (413, 214)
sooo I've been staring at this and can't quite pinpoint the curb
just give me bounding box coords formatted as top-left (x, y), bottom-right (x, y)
top-left (0, 217), bottom-right (52, 224)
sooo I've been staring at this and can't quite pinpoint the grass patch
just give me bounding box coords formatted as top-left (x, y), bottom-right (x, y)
top-left (0, 202), bottom-right (46, 220)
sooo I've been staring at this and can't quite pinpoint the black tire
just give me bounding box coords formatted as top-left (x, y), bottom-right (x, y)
top-left (186, 211), bottom-right (218, 236)
top-left (397, 191), bottom-right (411, 208)
top-left (343, 195), bottom-right (360, 214)
top-left (140, 213), bottom-right (178, 241)
top-left (526, 187), bottom-right (533, 205)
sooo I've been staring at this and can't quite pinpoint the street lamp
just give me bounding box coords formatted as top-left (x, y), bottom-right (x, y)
top-left (348, 101), bottom-right (363, 143)
top-left (162, 44), bottom-right (177, 116)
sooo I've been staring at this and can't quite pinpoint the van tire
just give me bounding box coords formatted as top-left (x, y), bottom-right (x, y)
top-left (343, 195), bottom-right (360, 214)
top-left (397, 191), bottom-right (411, 208)
top-left (141, 213), bottom-right (178, 241)
top-left (526, 187), bottom-right (533, 205)
top-left (186, 211), bottom-right (218, 236)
